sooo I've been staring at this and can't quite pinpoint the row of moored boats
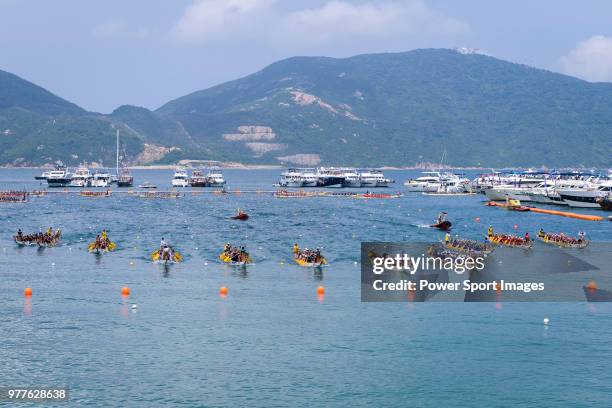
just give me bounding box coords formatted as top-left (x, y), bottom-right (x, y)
top-left (278, 168), bottom-right (394, 188)
top-left (474, 171), bottom-right (612, 209)
top-left (38, 166), bottom-right (134, 188)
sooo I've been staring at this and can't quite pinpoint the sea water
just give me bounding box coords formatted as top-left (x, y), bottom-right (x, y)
top-left (0, 169), bottom-right (611, 407)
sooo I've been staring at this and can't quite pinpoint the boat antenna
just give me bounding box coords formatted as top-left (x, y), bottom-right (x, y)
top-left (116, 129), bottom-right (120, 175)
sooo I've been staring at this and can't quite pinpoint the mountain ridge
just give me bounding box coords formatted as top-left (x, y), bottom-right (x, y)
top-left (1, 49), bottom-right (611, 167)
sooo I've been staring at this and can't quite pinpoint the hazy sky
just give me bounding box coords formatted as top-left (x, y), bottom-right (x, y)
top-left (2, 0), bottom-right (612, 113)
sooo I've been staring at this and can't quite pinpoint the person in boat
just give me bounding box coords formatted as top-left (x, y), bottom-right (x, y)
top-left (444, 233), bottom-right (450, 243)
top-left (101, 229), bottom-right (108, 241)
top-left (487, 226), bottom-right (494, 238)
top-left (437, 212), bottom-right (447, 224)
top-left (538, 228), bottom-right (545, 238)
top-left (160, 237), bottom-right (167, 252)
top-left (577, 231), bottom-right (585, 242)
top-left (47, 226), bottom-right (53, 236)
top-left (293, 243), bottom-right (299, 255)
top-left (524, 232), bottom-right (530, 242)
top-left (16, 229), bottom-right (23, 240)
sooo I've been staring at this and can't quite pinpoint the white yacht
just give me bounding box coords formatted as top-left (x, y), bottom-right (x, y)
top-left (70, 166), bottom-right (92, 187)
top-left (405, 172), bottom-right (444, 192)
top-left (339, 168), bottom-right (362, 188)
top-left (358, 169), bottom-right (393, 187)
top-left (278, 168), bottom-right (306, 187)
top-left (558, 181), bottom-right (612, 208)
top-left (46, 166), bottom-right (72, 188)
top-left (172, 168), bottom-right (190, 187)
top-left (206, 169), bottom-right (226, 187)
top-left (91, 171), bottom-right (111, 188)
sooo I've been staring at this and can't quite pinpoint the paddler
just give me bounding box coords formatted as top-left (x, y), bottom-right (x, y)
top-left (524, 232), bottom-right (530, 242)
top-left (437, 212), bottom-right (447, 224)
top-left (487, 226), bottom-right (494, 238)
top-left (444, 232), bottom-right (450, 243)
top-left (293, 242), bottom-right (299, 254)
top-left (47, 226), bottom-right (52, 235)
top-left (101, 229), bottom-right (108, 241)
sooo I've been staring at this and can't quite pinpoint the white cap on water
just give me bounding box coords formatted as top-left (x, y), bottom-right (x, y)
top-left (543, 317), bottom-right (550, 325)
top-left (131, 304), bottom-right (138, 309)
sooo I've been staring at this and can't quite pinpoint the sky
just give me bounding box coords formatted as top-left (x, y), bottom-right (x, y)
top-left (2, 0), bottom-right (612, 113)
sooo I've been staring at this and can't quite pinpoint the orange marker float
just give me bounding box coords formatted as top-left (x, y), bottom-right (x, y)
top-left (121, 286), bottom-right (130, 296)
top-left (24, 287), bottom-right (33, 297)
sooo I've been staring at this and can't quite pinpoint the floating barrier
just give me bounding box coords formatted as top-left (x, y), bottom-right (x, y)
top-left (485, 201), bottom-right (603, 221)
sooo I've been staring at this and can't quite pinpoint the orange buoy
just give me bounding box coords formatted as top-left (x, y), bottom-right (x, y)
top-left (219, 286), bottom-right (228, 296)
top-left (586, 281), bottom-right (598, 291)
top-left (317, 286), bottom-right (325, 295)
top-left (121, 286), bottom-right (130, 296)
top-left (24, 287), bottom-right (33, 297)
top-left (513, 224), bottom-right (518, 230)
top-left (475, 217), bottom-right (481, 223)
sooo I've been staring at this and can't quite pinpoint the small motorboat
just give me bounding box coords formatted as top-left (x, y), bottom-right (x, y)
top-left (431, 212), bottom-right (452, 231)
top-left (231, 210), bottom-right (249, 221)
top-left (430, 220), bottom-right (452, 231)
top-left (138, 182), bottom-right (157, 189)
top-left (596, 196), bottom-right (612, 211)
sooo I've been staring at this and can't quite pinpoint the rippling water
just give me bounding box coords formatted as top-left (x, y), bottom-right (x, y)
top-left (1, 169), bottom-right (611, 407)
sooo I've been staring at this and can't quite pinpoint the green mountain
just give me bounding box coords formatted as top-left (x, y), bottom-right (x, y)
top-left (0, 70), bottom-right (145, 167)
top-left (1, 49), bottom-right (611, 167)
top-left (156, 49), bottom-right (612, 167)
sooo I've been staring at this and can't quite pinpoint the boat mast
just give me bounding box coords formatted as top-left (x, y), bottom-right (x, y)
top-left (116, 129), bottom-right (119, 175)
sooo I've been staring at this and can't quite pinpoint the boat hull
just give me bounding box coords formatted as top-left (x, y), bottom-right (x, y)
top-left (46, 178), bottom-right (72, 187)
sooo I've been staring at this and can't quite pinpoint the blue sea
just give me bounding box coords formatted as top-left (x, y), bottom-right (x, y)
top-left (1, 169), bottom-right (611, 407)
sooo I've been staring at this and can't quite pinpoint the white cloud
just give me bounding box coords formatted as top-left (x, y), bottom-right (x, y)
top-left (171, 0), bottom-right (275, 43)
top-left (560, 35), bottom-right (612, 82)
top-left (92, 19), bottom-right (148, 39)
top-left (170, 0), bottom-right (469, 47)
top-left (283, 1), bottom-right (469, 44)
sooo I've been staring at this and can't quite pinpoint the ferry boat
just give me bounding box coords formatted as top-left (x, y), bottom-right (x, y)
top-left (46, 166), bottom-right (72, 188)
top-left (171, 168), bottom-right (189, 188)
top-left (315, 167), bottom-right (346, 187)
top-left (70, 166), bottom-right (92, 187)
top-left (91, 171), bottom-right (111, 188)
top-left (117, 168), bottom-right (134, 187)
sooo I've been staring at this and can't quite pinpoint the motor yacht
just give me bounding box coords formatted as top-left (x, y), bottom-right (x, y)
top-left (206, 169), bottom-right (226, 187)
top-left (46, 166), bottom-right (72, 188)
top-left (70, 166), bottom-right (92, 187)
top-left (172, 168), bottom-right (190, 188)
top-left (91, 171), bottom-right (111, 188)
top-left (358, 169), bottom-right (394, 187)
top-left (558, 180), bottom-right (612, 208)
